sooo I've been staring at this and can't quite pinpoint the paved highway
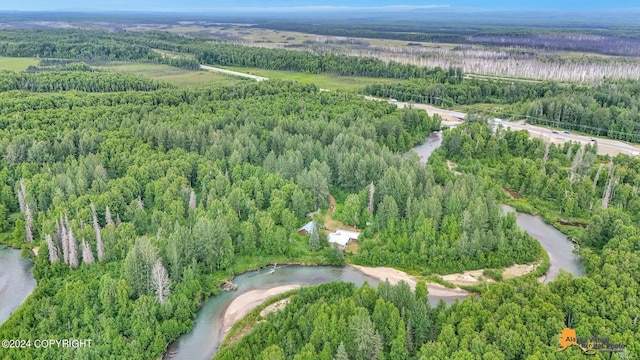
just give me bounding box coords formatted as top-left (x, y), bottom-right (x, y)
top-left (497, 121), bottom-right (640, 157)
top-left (382, 98), bottom-right (639, 157)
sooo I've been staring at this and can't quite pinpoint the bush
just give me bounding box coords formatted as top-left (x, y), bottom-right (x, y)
top-left (326, 247), bottom-right (346, 265)
top-left (482, 268), bottom-right (503, 281)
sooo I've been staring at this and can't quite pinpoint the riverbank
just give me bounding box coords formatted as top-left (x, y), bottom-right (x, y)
top-left (349, 265), bottom-right (470, 297)
top-left (221, 285), bottom-right (301, 334)
top-left (219, 261), bottom-right (540, 332)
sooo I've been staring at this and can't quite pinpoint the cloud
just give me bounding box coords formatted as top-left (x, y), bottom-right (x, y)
top-left (203, 5), bottom-right (450, 13)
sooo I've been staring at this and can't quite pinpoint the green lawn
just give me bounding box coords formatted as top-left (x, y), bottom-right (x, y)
top-left (101, 63), bottom-right (248, 87)
top-left (222, 66), bottom-right (400, 91)
top-left (0, 57), bottom-right (38, 71)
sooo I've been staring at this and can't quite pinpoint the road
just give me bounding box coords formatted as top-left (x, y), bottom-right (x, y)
top-left (198, 66), bottom-right (639, 157)
top-left (200, 64), bottom-right (268, 82)
top-left (380, 97), bottom-right (640, 157)
top-left (498, 121), bottom-right (640, 157)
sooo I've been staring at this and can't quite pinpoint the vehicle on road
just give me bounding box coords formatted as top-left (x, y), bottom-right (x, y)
top-left (552, 130), bottom-right (558, 134)
top-left (563, 130), bottom-right (570, 134)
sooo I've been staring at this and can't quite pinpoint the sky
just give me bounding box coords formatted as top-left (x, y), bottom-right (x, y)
top-left (1, 0), bottom-right (637, 12)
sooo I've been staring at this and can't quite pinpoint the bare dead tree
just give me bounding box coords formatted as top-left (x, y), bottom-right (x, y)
top-left (569, 146), bottom-right (585, 183)
top-left (68, 227), bottom-right (78, 268)
top-left (115, 213), bottom-right (121, 227)
top-left (542, 139), bottom-right (551, 163)
top-left (55, 218), bottom-right (63, 252)
top-left (81, 239), bottom-right (95, 265)
top-left (189, 190), bottom-right (197, 211)
top-left (60, 215), bottom-right (69, 265)
top-left (91, 203), bottom-right (104, 261)
top-left (105, 205), bottom-right (114, 226)
top-left (565, 147), bottom-right (573, 162)
top-left (602, 163), bottom-right (618, 209)
top-left (45, 234), bottom-right (59, 263)
top-left (137, 196), bottom-right (144, 209)
top-left (24, 204), bottom-right (33, 243)
top-left (152, 259), bottom-right (170, 304)
top-left (593, 163), bottom-right (604, 189)
top-left (17, 178), bottom-right (27, 214)
top-left (234, 39), bottom-right (640, 82)
top-left (368, 182), bottom-right (375, 215)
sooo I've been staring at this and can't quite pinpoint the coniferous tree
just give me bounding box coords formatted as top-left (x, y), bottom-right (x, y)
top-left (335, 342), bottom-right (349, 360)
top-left (309, 223), bottom-right (320, 252)
top-left (123, 237), bottom-right (159, 298)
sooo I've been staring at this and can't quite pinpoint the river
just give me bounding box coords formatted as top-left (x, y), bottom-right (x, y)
top-left (0, 246), bottom-right (36, 325)
top-left (501, 205), bottom-right (585, 283)
top-left (164, 265), bottom-right (460, 360)
top-left (407, 130), bottom-right (443, 162)
top-left (0, 132), bottom-right (583, 360)
top-left (164, 131), bottom-right (585, 360)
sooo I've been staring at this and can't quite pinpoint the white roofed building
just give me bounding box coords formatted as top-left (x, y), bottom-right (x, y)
top-left (327, 229), bottom-right (360, 250)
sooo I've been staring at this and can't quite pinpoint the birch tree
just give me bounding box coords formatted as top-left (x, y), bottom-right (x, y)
top-left (152, 259), bottom-right (170, 304)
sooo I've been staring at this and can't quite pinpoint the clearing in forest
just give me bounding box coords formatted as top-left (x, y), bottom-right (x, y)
top-left (323, 195), bottom-right (359, 233)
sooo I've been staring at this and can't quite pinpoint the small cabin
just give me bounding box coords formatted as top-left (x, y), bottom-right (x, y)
top-left (298, 221), bottom-right (316, 235)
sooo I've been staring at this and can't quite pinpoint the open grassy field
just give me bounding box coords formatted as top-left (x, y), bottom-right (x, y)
top-left (221, 66), bottom-right (399, 91)
top-left (0, 57), bottom-right (38, 71)
top-left (125, 24), bottom-right (456, 49)
top-left (101, 63), bottom-right (246, 87)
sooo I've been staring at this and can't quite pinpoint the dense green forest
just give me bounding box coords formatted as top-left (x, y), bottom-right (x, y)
top-left (0, 27), bottom-right (639, 360)
top-left (2, 68), bottom-right (545, 359)
top-left (352, 173), bottom-right (543, 274)
top-left (3, 29), bottom-right (640, 143)
top-left (216, 123), bottom-right (640, 359)
top-left (215, 281), bottom-right (441, 360)
top-left (195, 44), bottom-right (462, 80)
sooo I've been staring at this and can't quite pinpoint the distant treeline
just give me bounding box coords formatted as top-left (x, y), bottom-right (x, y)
top-left (194, 44), bottom-right (464, 80)
top-left (257, 23), bottom-right (640, 56)
top-left (0, 71), bottom-right (168, 92)
top-left (0, 29), bottom-right (201, 69)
